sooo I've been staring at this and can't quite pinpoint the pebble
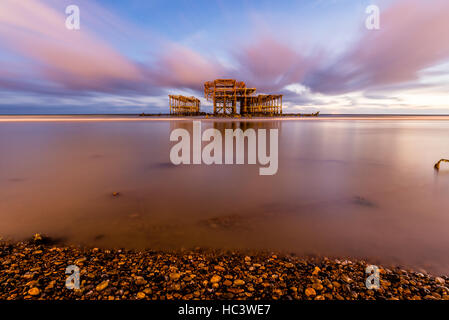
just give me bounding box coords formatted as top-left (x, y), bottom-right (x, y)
top-left (210, 275), bottom-right (221, 284)
top-left (135, 277), bottom-right (147, 285)
top-left (305, 288), bottom-right (316, 297)
top-left (341, 274), bottom-right (352, 283)
top-left (435, 277), bottom-right (446, 285)
top-left (312, 283), bottom-right (324, 291)
top-left (169, 273), bottom-right (181, 281)
top-left (214, 265), bottom-right (225, 272)
top-left (28, 288), bottom-right (40, 296)
top-left (223, 280), bottom-right (232, 286)
top-left (234, 279), bottom-right (245, 286)
top-left (96, 281), bottom-right (109, 292)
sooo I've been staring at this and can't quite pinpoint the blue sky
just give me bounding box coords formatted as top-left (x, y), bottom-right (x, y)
top-left (1, 0), bottom-right (449, 114)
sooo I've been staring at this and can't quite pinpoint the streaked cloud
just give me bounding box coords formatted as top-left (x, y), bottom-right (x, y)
top-left (0, 0), bottom-right (144, 93)
top-left (304, 0), bottom-right (449, 94)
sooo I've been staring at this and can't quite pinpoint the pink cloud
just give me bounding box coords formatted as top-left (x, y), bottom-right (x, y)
top-left (146, 36), bottom-right (321, 94)
top-left (147, 43), bottom-right (224, 90)
top-left (1, 0), bottom-right (449, 105)
top-left (306, 0), bottom-right (449, 94)
top-left (0, 0), bottom-right (144, 92)
top-left (0, 0), bottom-right (226, 94)
top-left (234, 35), bottom-right (322, 92)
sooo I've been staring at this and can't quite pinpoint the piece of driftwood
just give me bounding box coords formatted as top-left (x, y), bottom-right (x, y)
top-left (434, 159), bottom-right (449, 170)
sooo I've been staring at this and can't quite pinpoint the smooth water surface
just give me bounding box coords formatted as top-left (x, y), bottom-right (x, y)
top-left (1, 116), bottom-right (449, 274)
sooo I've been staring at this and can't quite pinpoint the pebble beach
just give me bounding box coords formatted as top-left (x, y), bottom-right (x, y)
top-left (1, 236), bottom-right (448, 301)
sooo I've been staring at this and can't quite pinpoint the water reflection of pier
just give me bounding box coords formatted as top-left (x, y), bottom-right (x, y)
top-left (170, 119), bottom-right (282, 134)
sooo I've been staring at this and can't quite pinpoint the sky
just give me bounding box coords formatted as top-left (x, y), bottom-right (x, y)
top-left (1, 0), bottom-right (449, 114)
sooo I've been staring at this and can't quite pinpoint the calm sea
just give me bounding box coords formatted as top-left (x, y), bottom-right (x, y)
top-left (1, 115), bottom-right (449, 275)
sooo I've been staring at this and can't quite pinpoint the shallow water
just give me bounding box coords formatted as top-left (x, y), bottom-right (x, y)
top-left (1, 116), bottom-right (449, 275)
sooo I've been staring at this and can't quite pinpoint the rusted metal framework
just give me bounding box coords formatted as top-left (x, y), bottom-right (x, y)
top-left (204, 79), bottom-right (282, 115)
top-left (169, 95), bottom-right (200, 115)
top-left (244, 95), bottom-right (283, 115)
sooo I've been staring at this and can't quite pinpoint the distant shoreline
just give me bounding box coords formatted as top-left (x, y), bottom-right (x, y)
top-left (2, 114), bottom-right (449, 122)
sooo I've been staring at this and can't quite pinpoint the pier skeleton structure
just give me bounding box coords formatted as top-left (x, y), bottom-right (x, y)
top-left (204, 79), bottom-right (283, 116)
top-left (168, 79), bottom-right (283, 116)
top-left (169, 95), bottom-right (201, 115)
